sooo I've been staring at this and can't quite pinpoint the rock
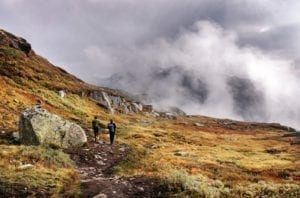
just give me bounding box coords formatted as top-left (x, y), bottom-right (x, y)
top-left (143, 105), bottom-right (153, 112)
top-left (12, 132), bottom-right (20, 140)
top-left (101, 91), bottom-right (114, 114)
top-left (94, 155), bottom-right (102, 159)
top-left (118, 147), bottom-right (126, 152)
top-left (58, 90), bottom-right (66, 98)
top-left (0, 29), bottom-right (33, 55)
top-left (223, 188), bottom-right (230, 194)
top-left (151, 144), bottom-right (159, 149)
top-left (166, 106), bottom-right (186, 116)
top-left (138, 187), bottom-right (144, 191)
top-left (17, 164), bottom-right (34, 170)
top-left (93, 193), bottom-right (107, 198)
top-left (121, 103), bottom-right (130, 114)
top-left (174, 151), bottom-right (189, 157)
top-left (213, 180), bottom-right (224, 188)
top-left (265, 148), bottom-right (283, 154)
top-left (89, 91), bottom-right (114, 114)
top-left (19, 107), bottom-right (87, 148)
top-left (96, 161), bottom-right (105, 166)
top-left (152, 112), bottom-right (160, 117)
top-left (194, 123), bottom-right (205, 127)
top-left (131, 102), bottom-right (143, 113)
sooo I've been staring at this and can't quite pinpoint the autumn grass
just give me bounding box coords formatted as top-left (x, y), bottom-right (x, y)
top-left (114, 116), bottom-right (300, 197)
top-left (0, 145), bottom-right (80, 196)
top-left (1, 44), bottom-right (299, 197)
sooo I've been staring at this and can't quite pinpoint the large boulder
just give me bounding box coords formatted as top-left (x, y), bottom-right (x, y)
top-left (19, 107), bottom-right (87, 148)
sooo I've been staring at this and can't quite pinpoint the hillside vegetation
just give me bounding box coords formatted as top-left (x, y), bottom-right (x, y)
top-left (0, 29), bottom-right (299, 197)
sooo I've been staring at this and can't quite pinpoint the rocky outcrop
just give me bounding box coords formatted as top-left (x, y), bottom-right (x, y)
top-left (165, 106), bottom-right (186, 116)
top-left (0, 29), bottom-right (33, 55)
top-left (88, 90), bottom-right (143, 114)
top-left (19, 107), bottom-right (87, 148)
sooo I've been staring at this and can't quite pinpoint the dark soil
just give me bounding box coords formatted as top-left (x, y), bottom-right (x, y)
top-left (66, 136), bottom-right (173, 198)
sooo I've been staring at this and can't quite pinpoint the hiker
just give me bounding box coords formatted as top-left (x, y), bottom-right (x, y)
top-left (107, 119), bottom-right (116, 145)
top-left (92, 116), bottom-right (101, 142)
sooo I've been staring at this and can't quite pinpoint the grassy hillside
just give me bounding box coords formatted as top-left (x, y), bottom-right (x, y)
top-left (0, 29), bottom-right (129, 196)
top-left (0, 29), bottom-right (299, 197)
top-left (115, 116), bottom-right (300, 197)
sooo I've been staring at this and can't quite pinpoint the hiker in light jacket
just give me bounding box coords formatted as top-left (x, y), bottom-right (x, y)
top-left (107, 119), bottom-right (116, 145)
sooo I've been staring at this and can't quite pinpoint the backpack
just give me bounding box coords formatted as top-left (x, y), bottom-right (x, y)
top-left (92, 120), bottom-right (100, 129)
top-left (108, 123), bottom-right (115, 133)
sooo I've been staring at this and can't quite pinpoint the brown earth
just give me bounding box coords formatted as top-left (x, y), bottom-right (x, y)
top-left (66, 132), bottom-right (173, 198)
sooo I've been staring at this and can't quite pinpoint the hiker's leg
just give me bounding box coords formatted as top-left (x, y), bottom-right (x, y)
top-left (110, 132), bottom-right (114, 144)
top-left (94, 129), bottom-right (99, 142)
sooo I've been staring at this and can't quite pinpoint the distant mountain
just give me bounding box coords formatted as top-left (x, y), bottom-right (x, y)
top-left (101, 65), bottom-right (267, 121)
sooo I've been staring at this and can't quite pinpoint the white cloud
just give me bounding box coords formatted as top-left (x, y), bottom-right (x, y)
top-left (101, 21), bottom-right (300, 128)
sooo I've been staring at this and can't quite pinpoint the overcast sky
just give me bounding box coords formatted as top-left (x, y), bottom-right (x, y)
top-left (1, 0), bottom-right (300, 127)
top-left (1, 0), bottom-right (299, 79)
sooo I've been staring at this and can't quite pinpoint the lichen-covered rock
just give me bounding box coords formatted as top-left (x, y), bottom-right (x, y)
top-left (19, 107), bottom-right (87, 148)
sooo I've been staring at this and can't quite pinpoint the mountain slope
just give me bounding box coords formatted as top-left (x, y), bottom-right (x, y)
top-left (0, 29), bottom-right (299, 197)
top-left (0, 29), bottom-right (143, 131)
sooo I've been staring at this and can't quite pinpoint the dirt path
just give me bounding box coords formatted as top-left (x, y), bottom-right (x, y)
top-left (66, 138), bottom-right (170, 198)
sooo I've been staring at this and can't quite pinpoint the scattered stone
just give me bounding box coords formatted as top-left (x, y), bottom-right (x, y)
top-left (151, 144), bottom-right (159, 149)
top-left (17, 164), bottom-right (34, 170)
top-left (81, 179), bottom-right (93, 183)
top-left (12, 132), bottom-right (19, 139)
top-left (138, 187), bottom-right (144, 191)
top-left (19, 107), bottom-right (87, 148)
top-left (153, 133), bottom-right (163, 137)
top-left (96, 161), bottom-right (105, 166)
top-left (223, 188), bottom-right (230, 194)
top-left (174, 151), bottom-right (189, 157)
top-left (194, 123), bottom-right (205, 127)
top-left (118, 147), bottom-right (126, 152)
top-left (213, 180), bottom-right (224, 188)
top-left (93, 193), bottom-right (107, 198)
top-left (265, 148), bottom-right (284, 154)
top-left (143, 105), bottom-right (153, 113)
top-left (58, 90), bottom-right (66, 98)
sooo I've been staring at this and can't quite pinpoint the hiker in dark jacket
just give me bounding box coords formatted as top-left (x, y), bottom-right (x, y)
top-left (92, 116), bottom-right (101, 142)
top-left (107, 119), bottom-right (116, 145)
